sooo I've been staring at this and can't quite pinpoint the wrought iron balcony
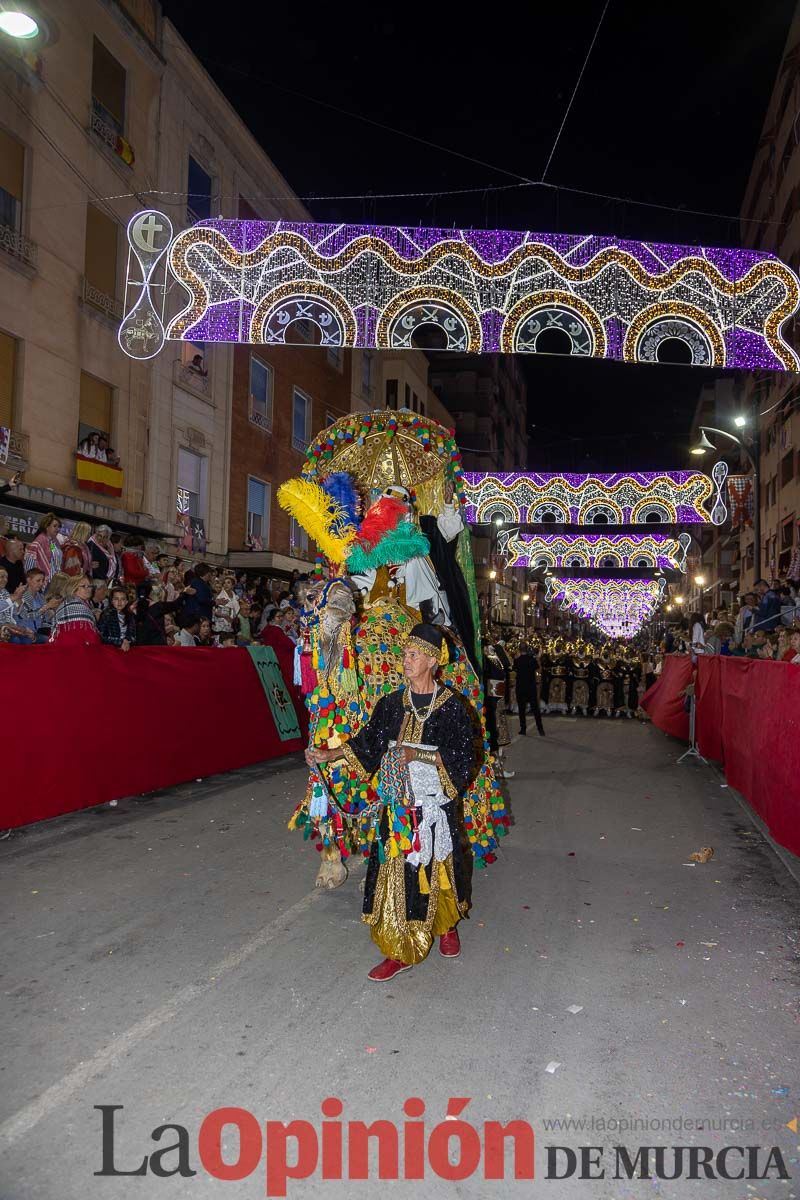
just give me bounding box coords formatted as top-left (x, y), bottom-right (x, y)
top-left (81, 276), bottom-right (123, 321)
top-left (0, 223), bottom-right (37, 269)
top-left (89, 100), bottom-right (135, 166)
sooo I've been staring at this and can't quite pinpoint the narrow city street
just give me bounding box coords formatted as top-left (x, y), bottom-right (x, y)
top-left (2, 717), bottom-right (798, 1199)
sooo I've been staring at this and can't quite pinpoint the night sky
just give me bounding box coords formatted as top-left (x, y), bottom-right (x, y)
top-left (162, 0), bottom-right (796, 470)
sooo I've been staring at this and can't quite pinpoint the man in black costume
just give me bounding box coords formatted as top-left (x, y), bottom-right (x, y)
top-left (306, 623), bottom-right (478, 983)
top-left (514, 641), bottom-right (545, 736)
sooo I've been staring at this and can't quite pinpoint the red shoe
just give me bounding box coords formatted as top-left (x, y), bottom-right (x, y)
top-left (367, 957), bottom-right (412, 982)
top-left (439, 929), bottom-right (461, 958)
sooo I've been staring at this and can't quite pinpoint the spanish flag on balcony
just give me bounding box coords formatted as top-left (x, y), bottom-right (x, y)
top-left (75, 454), bottom-right (123, 497)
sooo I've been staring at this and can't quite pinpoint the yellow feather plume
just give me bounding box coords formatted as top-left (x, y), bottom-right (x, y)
top-left (277, 478), bottom-right (355, 564)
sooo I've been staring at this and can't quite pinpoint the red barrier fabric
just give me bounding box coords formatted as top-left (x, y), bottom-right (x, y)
top-left (696, 656), bottom-right (800, 856)
top-left (3, 645), bottom-right (307, 829)
top-left (640, 655), bottom-right (692, 740)
top-left (695, 655), bottom-right (724, 762)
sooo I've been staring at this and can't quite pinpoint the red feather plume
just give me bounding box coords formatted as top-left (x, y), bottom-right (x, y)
top-left (354, 497), bottom-right (407, 551)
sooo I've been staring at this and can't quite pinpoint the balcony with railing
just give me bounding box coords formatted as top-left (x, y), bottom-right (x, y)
top-left (173, 358), bottom-right (211, 399)
top-left (89, 99), bottom-right (135, 166)
top-left (1, 429), bottom-right (29, 471)
top-left (0, 224), bottom-right (37, 270)
top-left (81, 276), bottom-right (123, 322)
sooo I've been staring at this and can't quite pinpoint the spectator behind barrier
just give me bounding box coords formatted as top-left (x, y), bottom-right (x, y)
top-left (752, 579), bottom-right (782, 633)
top-left (98, 586), bottom-right (135, 652)
top-left (61, 522), bottom-right (93, 577)
top-left (0, 532), bottom-right (26, 592)
top-left (50, 574), bottom-right (100, 646)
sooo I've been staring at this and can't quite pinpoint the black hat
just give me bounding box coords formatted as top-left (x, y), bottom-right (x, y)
top-left (405, 622), bottom-right (448, 666)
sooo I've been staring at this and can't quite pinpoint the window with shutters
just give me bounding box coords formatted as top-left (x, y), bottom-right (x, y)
top-left (83, 204), bottom-right (119, 315)
top-left (187, 156), bottom-right (213, 223)
top-left (91, 38), bottom-right (126, 136)
top-left (249, 355), bottom-right (273, 430)
top-left (247, 476), bottom-right (270, 547)
top-left (0, 330), bottom-right (17, 429)
top-left (0, 128), bottom-right (24, 235)
top-left (78, 371), bottom-right (113, 447)
top-left (292, 388), bottom-right (312, 452)
top-left (177, 447), bottom-right (207, 520)
top-left (326, 347), bottom-right (343, 370)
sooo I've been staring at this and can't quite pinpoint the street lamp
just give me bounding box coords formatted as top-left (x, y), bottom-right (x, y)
top-left (489, 569), bottom-right (497, 580)
top-left (0, 9), bottom-right (39, 37)
top-left (690, 429), bottom-right (715, 455)
top-left (694, 574), bottom-right (705, 586)
top-left (689, 422), bottom-right (761, 580)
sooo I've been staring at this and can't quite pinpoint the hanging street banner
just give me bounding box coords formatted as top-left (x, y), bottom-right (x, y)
top-left (246, 645), bottom-right (302, 742)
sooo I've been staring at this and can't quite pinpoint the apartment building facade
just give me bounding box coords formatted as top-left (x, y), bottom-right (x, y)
top-left (735, 2), bottom-right (800, 590)
top-left (1, 0), bottom-right (348, 572)
top-left (0, 0), bottom-right (166, 537)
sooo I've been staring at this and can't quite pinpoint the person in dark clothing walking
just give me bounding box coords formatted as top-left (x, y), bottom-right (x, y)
top-left (514, 642), bottom-right (545, 736)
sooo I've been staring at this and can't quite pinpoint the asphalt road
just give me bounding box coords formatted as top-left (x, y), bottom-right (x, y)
top-left (1, 716), bottom-right (799, 1200)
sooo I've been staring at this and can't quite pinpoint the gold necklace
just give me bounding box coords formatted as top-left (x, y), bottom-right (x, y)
top-left (408, 683), bottom-right (438, 723)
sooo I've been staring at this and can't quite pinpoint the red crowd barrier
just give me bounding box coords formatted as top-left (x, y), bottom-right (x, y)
top-left (640, 655), bottom-right (692, 741)
top-left (643, 653), bottom-right (800, 858)
top-left (3, 645), bottom-right (307, 829)
top-left (695, 656), bottom-right (800, 857)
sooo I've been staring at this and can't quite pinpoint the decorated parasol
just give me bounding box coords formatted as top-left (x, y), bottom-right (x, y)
top-left (300, 409), bottom-right (465, 515)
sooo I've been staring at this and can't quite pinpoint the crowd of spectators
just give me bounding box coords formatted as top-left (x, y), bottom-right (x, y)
top-left (0, 511), bottom-right (307, 653)
top-left (660, 577), bottom-right (800, 664)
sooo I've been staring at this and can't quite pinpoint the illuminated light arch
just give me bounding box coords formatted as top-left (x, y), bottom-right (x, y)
top-left (500, 291), bottom-right (606, 357)
top-left (549, 577), bottom-right (667, 639)
top-left (497, 533), bottom-right (683, 570)
top-left (249, 282), bottom-right (358, 346)
top-left (580, 500), bottom-right (624, 525)
top-left (119, 214), bottom-right (800, 370)
top-left (375, 286), bottom-right (482, 352)
top-left (624, 302), bottom-right (726, 367)
top-left (463, 471), bottom-right (717, 525)
top-left (476, 500), bottom-right (518, 525)
top-left (530, 500), bottom-right (571, 523)
top-left (630, 499), bottom-right (676, 524)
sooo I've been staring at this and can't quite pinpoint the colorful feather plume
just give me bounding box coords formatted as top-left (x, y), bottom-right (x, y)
top-left (353, 496), bottom-right (407, 551)
top-left (347, 522), bottom-right (431, 573)
top-left (321, 472), bottom-right (360, 531)
top-left (277, 478), bottom-right (355, 564)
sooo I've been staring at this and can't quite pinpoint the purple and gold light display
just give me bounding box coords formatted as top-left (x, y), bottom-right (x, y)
top-left (463, 469), bottom-right (727, 525)
top-left (498, 531), bottom-right (690, 571)
top-left (546, 577), bottom-right (666, 639)
top-left (118, 212), bottom-right (799, 371)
